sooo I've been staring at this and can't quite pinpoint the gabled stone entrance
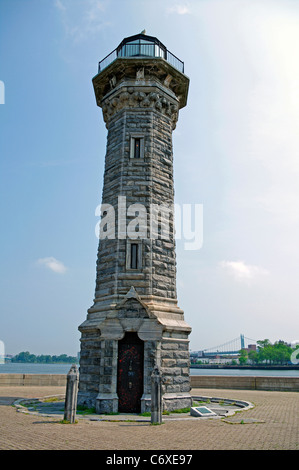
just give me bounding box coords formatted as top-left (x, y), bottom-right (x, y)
top-left (79, 287), bottom-right (191, 413)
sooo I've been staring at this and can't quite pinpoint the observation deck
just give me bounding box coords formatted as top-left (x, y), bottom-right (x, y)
top-left (98, 32), bottom-right (184, 74)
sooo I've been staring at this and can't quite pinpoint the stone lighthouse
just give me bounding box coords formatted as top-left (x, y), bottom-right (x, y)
top-left (78, 32), bottom-right (191, 414)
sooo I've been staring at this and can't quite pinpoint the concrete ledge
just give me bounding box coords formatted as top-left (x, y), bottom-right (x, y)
top-left (190, 375), bottom-right (299, 392)
top-left (255, 376), bottom-right (299, 392)
top-left (0, 374), bottom-right (67, 387)
top-left (1, 374), bottom-right (298, 392)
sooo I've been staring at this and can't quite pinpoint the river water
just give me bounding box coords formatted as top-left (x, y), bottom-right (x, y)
top-left (0, 362), bottom-right (298, 376)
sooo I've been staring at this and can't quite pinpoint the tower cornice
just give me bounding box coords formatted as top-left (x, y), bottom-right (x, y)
top-left (100, 80), bottom-right (180, 129)
top-left (92, 57), bottom-right (189, 110)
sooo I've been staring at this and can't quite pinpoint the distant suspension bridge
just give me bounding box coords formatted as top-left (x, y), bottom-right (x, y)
top-left (191, 334), bottom-right (257, 357)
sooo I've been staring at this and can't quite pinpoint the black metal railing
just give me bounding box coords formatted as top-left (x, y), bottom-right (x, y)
top-left (98, 43), bottom-right (184, 74)
top-left (166, 50), bottom-right (185, 74)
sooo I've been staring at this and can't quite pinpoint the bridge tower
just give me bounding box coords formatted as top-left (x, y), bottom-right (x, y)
top-left (78, 32), bottom-right (192, 413)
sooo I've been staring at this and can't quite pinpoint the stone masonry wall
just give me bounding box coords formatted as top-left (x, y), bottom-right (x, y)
top-left (94, 96), bottom-right (178, 300)
top-left (78, 330), bottom-right (102, 407)
top-left (160, 337), bottom-right (191, 410)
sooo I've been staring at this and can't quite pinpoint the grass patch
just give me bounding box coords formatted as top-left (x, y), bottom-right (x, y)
top-left (140, 409), bottom-right (186, 416)
top-left (43, 397), bottom-right (61, 403)
top-left (171, 407), bottom-right (191, 414)
top-left (59, 419), bottom-right (78, 424)
top-left (76, 405), bottom-right (96, 415)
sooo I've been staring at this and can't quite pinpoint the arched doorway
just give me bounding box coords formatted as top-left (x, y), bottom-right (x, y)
top-left (117, 332), bottom-right (144, 413)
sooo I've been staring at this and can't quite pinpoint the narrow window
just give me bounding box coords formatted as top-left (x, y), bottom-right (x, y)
top-left (130, 243), bottom-right (138, 269)
top-left (134, 138), bottom-right (141, 159)
top-left (130, 136), bottom-right (144, 159)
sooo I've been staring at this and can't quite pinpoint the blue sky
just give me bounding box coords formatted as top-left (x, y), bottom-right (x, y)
top-left (1, 0), bottom-right (299, 355)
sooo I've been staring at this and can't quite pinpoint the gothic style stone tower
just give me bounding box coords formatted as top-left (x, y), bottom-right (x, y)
top-left (78, 33), bottom-right (191, 413)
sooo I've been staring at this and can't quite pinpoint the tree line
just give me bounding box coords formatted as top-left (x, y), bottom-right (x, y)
top-left (11, 351), bottom-right (78, 364)
top-left (239, 339), bottom-right (299, 365)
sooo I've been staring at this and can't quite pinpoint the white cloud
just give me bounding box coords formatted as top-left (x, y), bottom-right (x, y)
top-left (219, 260), bottom-right (268, 283)
top-left (55, 0), bottom-right (66, 11)
top-left (167, 4), bottom-right (190, 15)
top-left (54, 0), bottom-right (109, 41)
top-left (37, 257), bottom-right (67, 274)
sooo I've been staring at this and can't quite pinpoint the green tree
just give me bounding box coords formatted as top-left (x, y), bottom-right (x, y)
top-left (239, 349), bottom-right (248, 365)
top-left (248, 349), bottom-right (259, 364)
top-left (255, 339), bottom-right (293, 365)
top-left (272, 341), bottom-right (292, 364)
top-left (256, 339), bottom-right (271, 363)
top-left (12, 351), bottom-right (37, 363)
top-left (11, 352), bottom-right (78, 364)
top-left (37, 355), bottom-right (52, 363)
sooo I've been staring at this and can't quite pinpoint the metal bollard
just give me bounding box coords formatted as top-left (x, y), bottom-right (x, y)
top-left (64, 364), bottom-right (79, 423)
top-left (151, 364), bottom-right (162, 424)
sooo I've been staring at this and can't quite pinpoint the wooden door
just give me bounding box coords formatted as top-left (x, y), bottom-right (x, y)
top-left (117, 332), bottom-right (144, 413)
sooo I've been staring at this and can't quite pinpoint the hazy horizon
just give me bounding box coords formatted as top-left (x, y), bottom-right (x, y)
top-left (1, 0), bottom-right (299, 356)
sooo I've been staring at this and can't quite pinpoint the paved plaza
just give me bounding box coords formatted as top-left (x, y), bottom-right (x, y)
top-left (0, 386), bottom-right (298, 450)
